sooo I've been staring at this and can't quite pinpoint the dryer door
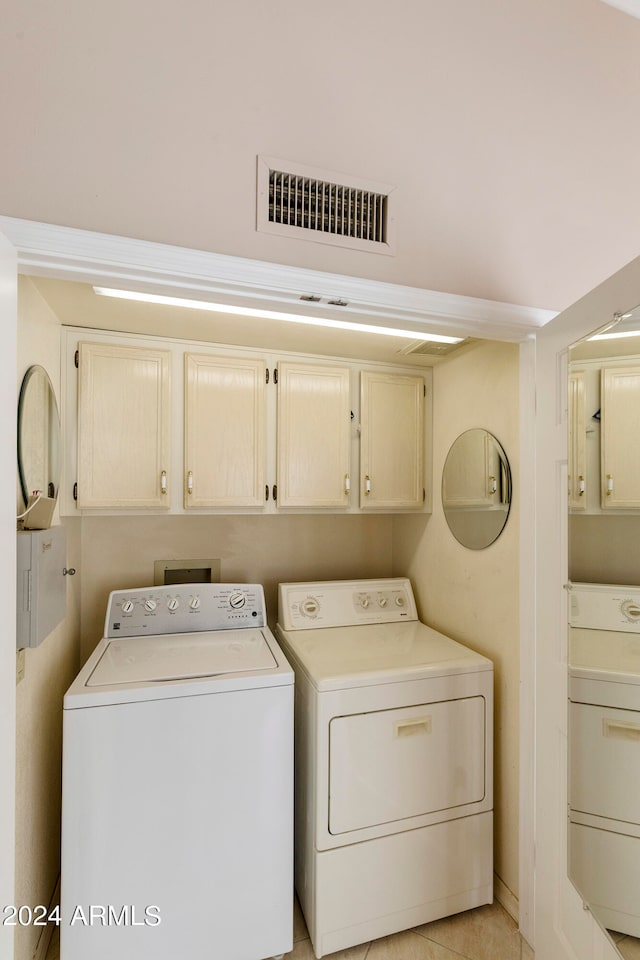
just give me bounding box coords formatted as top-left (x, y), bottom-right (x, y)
top-left (328, 696), bottom-right (486, 835)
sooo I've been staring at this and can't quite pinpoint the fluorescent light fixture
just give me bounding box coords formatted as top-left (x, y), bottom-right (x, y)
top-left (93, 287), bottom-right (463, 344)
top-left (588, 329), bottom-right (640, 342)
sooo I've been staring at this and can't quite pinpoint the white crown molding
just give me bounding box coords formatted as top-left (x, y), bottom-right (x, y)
top-left (0, 215), bottom-right (556, 341)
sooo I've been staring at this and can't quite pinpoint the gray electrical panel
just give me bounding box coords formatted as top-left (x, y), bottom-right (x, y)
top-left (17, 527), bottom-right (67, 649)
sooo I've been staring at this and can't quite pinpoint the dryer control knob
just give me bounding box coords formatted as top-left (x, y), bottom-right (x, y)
top-left (302, 597), bottom-right (319, 617)
top-left (144, 598), bottom-right (157, 612)
top-left (378, 597), bottom-right (388, 607)
top-left (622, 600), bottom-right (640, 620)
top-left (121, 599), bottom-right (134, 614)
top-left (189, 596), bottom-right (201, 610)
top-left (229, 591), bottom-right (246, 609)
top-left (360, 596), bottom-right (370, 609)
top-left (167, 598), bottom-right (180, 611)
top-left (395, 596), bottom-right (405, 607)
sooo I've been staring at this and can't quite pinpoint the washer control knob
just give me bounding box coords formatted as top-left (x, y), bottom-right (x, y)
top-left (167, 598), bottom-right (180, 612)
top-left (121, 599), bottom-right (134, 614)
top-left (395, 595), bottom-right (406, 607)
top-left (622, 600), bottom-right (640, 620)
top-left (360, 596), bottom-right (370, 609)
top-left (144, 598), bottom-right (157, 612)
top-left (229, 591), bottom-right (246, 610)
top-left (189, 596), bottom-right (201, 611)
top-left (378, 596), bottom-right (388, 608)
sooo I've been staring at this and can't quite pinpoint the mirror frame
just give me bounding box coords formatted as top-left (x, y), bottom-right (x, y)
top-left (441, 428), bottom-right (512, 550)
top-left (17, 364), bottom-right (61, 506)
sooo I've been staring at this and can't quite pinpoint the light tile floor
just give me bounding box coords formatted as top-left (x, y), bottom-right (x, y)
top-left (289, 899), bottom-right (533, 960)
top-left (44, 900), bottom-right (538, 960)
top-left (43, 902), bottom-right (640, 958)
top-left (610, 930), bottom-right (640, 960)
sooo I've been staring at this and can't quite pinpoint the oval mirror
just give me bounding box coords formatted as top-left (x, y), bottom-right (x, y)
top-left (442, 428), bottom-right (512, 549)
top-left (17, 365), bottom-right (61, 505)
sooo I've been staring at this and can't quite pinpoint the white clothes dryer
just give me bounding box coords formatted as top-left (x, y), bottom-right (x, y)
top-left (569, 581), bottom-right (640, 937)
top-left (61, 583), bottom-right (293, 960)
top-left (275, 577), bottom-right (493, 959)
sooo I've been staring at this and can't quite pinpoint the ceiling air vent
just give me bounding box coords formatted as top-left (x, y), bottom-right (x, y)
top-left (398, 338), bottom-right (474, 358)
top-left (257, 155), bottom-right (396, 255)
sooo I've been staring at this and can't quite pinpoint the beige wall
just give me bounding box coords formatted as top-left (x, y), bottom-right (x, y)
top-left (2, 1), bottom-right (640, 312)
top-left (79, 514), bottom-right (393, 660)
top-left (569, 515), bottom-right (640, 584)
top-left (15, 279), bottom-right (82, 960)
top-left (392, 340), bottom-right (520, 903)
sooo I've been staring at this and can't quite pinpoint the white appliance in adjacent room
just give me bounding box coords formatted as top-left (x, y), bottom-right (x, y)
top-left (61, 583), bottom-right (293, 960)
top-left (568, 581), bottom-right (640, 937)
top-left (275, 577), bottom-right (494, 959)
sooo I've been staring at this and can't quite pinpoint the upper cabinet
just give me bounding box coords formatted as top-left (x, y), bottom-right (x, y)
top-left (276, 361), bottom-right (351, 509)
top-left (64, 330), bottom-right (431, 516)
top-left (359, 371), bottom-right (424, 510)
top-left (76, 342), bottom-right (171, 509)
top-left (568, 357), bottom-right (640, 513)
top-left (184, 353), bottom-right (266, 508)
top-left (600, 364), bottom-right (640, 509)
top-left (568, 370), bottom-right (586, 511)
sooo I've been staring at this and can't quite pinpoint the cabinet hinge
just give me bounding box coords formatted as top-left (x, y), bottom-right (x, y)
top-left (274, 367), bottom-right (278, 385)
top-left (74, 350), bottom-right (79, 369)
top-left (272, 484), bottom-right (277, 501)
top-left (265, 368), bottom-right (269, 385)
top-left (73, 482), bottom-right (78, 501)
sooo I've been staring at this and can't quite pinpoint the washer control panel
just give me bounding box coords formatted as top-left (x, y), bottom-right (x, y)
top-left (278, 578), bottom-right (418, 631)
top-left (104, 583), bottom-right (266, 637)
top-left (569, 582), bottom-right (640, 632)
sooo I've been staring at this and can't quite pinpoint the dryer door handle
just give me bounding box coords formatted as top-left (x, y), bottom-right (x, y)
top-left (602, 718), bottom-right (640, 741)
top-left (395, 716), bottom-right (432, 738)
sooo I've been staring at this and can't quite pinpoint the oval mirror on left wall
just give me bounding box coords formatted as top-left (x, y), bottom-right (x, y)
top-left (17, 365), bottom-right (61, 505)
top-left (442, 428), bottom-right (512, 550)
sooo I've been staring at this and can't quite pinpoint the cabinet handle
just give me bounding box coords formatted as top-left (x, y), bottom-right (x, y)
top-left (160, 470), bottom-right (168, 495)
top-left (488, 475), bottom-right (497, 495)
top-left (606, 474), bottom-right (613, 496)
top-left (344, 474), bottom-right (351, 494)
top-left (187, 471), bottom-right (194, 495)
top-left (578, 476), bottom-right (585, 496)
top-left (364, 475), bottom-right (371, 496)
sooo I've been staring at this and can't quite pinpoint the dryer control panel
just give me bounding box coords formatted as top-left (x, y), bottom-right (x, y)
top-left (104, 583), bottom-right (266, 637)
top-left (569, 582), bottom-right (640, 632)
top-left (278, 578), bottom-right (418, 630)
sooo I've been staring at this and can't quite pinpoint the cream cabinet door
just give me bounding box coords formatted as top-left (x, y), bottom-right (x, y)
top-left (601, 365), bottom-right (640, 509)
top-left (442, 429), bottom-right (497, 507)
top-left (568, 370), bottom-right (586, 510)
top-left (360, 371), bottom-right (424, 509)
top-left (77, 342), bottom-right (171, 508)
top-left (276, 361), bottom-right (351, 508)
top-left (184, 353), bottom-right (266, 508)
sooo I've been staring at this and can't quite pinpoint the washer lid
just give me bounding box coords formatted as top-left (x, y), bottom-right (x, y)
top-left (86, 628), bottom-right (277, 686)
top-left (277, 620), bottom-right (492, 691)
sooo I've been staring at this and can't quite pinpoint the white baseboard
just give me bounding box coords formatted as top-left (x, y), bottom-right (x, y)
top-left (494, 873), bottom-right (519, 925)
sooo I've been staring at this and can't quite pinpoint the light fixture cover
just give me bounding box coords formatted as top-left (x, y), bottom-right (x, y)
top-left (92, 287), bottom-right (463, 344)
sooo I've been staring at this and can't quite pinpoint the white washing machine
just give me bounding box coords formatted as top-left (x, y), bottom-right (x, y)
top-left (568, 581), bottom-right (640, 937)
top-left (275, 577), bottom-right (494, 959)
top-left (61, 582), bottom-right (293, 960)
